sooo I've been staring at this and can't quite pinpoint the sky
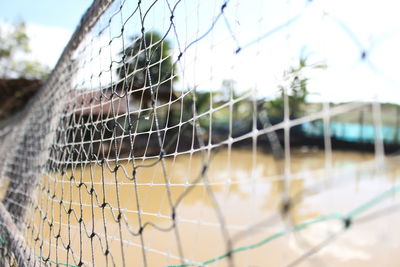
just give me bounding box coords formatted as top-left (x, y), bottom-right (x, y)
top-left (0, 0), bottom-right (92, 67)
top-left (127, 0), bottom-right (400, 103)
top-left (1, 0), bottom-right (400, 104)
top-left (0, 0), bottom-right (91, 29)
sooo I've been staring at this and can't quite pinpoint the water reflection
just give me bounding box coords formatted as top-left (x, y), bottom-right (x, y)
top-left (27, 149), bottom-right (400, 266)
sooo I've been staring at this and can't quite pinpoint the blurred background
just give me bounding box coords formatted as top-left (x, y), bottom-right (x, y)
top-left (1, 0), bottom-right (400, 146)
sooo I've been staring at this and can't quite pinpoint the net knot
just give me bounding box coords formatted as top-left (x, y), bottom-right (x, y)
top-left (221, 2), bottom-right (227, 11)
top-left (114, 165), bottom-right (120, 172)
top-left (343, 217), bottom-right (352, 229)
top-left (281, 199), bottom-right (291, 215)
top-left (171, 208), bottom-right (176, 220)
top-left (127, 123), bottom-right (133, 130)
top-left (226, 251), bottom-right (232, 258)
top-left (361, 51), bottom-right (367, 60)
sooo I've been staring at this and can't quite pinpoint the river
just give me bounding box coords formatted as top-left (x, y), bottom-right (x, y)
top-left (27, 148), bottom-right (400, 266)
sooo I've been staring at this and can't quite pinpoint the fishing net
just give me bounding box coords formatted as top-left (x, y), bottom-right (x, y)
top-left (1, 0), bottom-right (400, 266)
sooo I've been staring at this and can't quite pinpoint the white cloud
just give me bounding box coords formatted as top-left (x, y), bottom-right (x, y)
top-left (0, 21), bottom-right (72, 68)
top-left (25, 23), bottom-right (72, 68)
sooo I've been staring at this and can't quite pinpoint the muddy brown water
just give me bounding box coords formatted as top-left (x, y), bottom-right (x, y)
top-left (8, 148), bottom-right (400, 266)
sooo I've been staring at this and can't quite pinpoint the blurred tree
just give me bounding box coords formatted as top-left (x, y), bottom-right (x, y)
top-left (180, 90), bottom-right (213, 130)
top-left (0, 21), bottom-right (49, 79)
top-left (117, 31), bottom-right (177, 103)
top-left (265, 56), bottom-right (326, 120)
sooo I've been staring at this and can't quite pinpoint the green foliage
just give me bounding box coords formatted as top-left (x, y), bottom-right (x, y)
top-left (265, 56), bottom-right (326, 120)
top-left (117, 31), bottom-right (176, 89)
top-left (179, 90), bottom-right (212, 128)
top-left (193, 91), bottom-right (213, 115)
top-left (0, 21), bottom-right (49, 79)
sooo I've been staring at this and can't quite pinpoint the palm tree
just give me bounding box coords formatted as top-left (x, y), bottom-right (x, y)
top-left (266, 56), bottom-right (326, 121)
